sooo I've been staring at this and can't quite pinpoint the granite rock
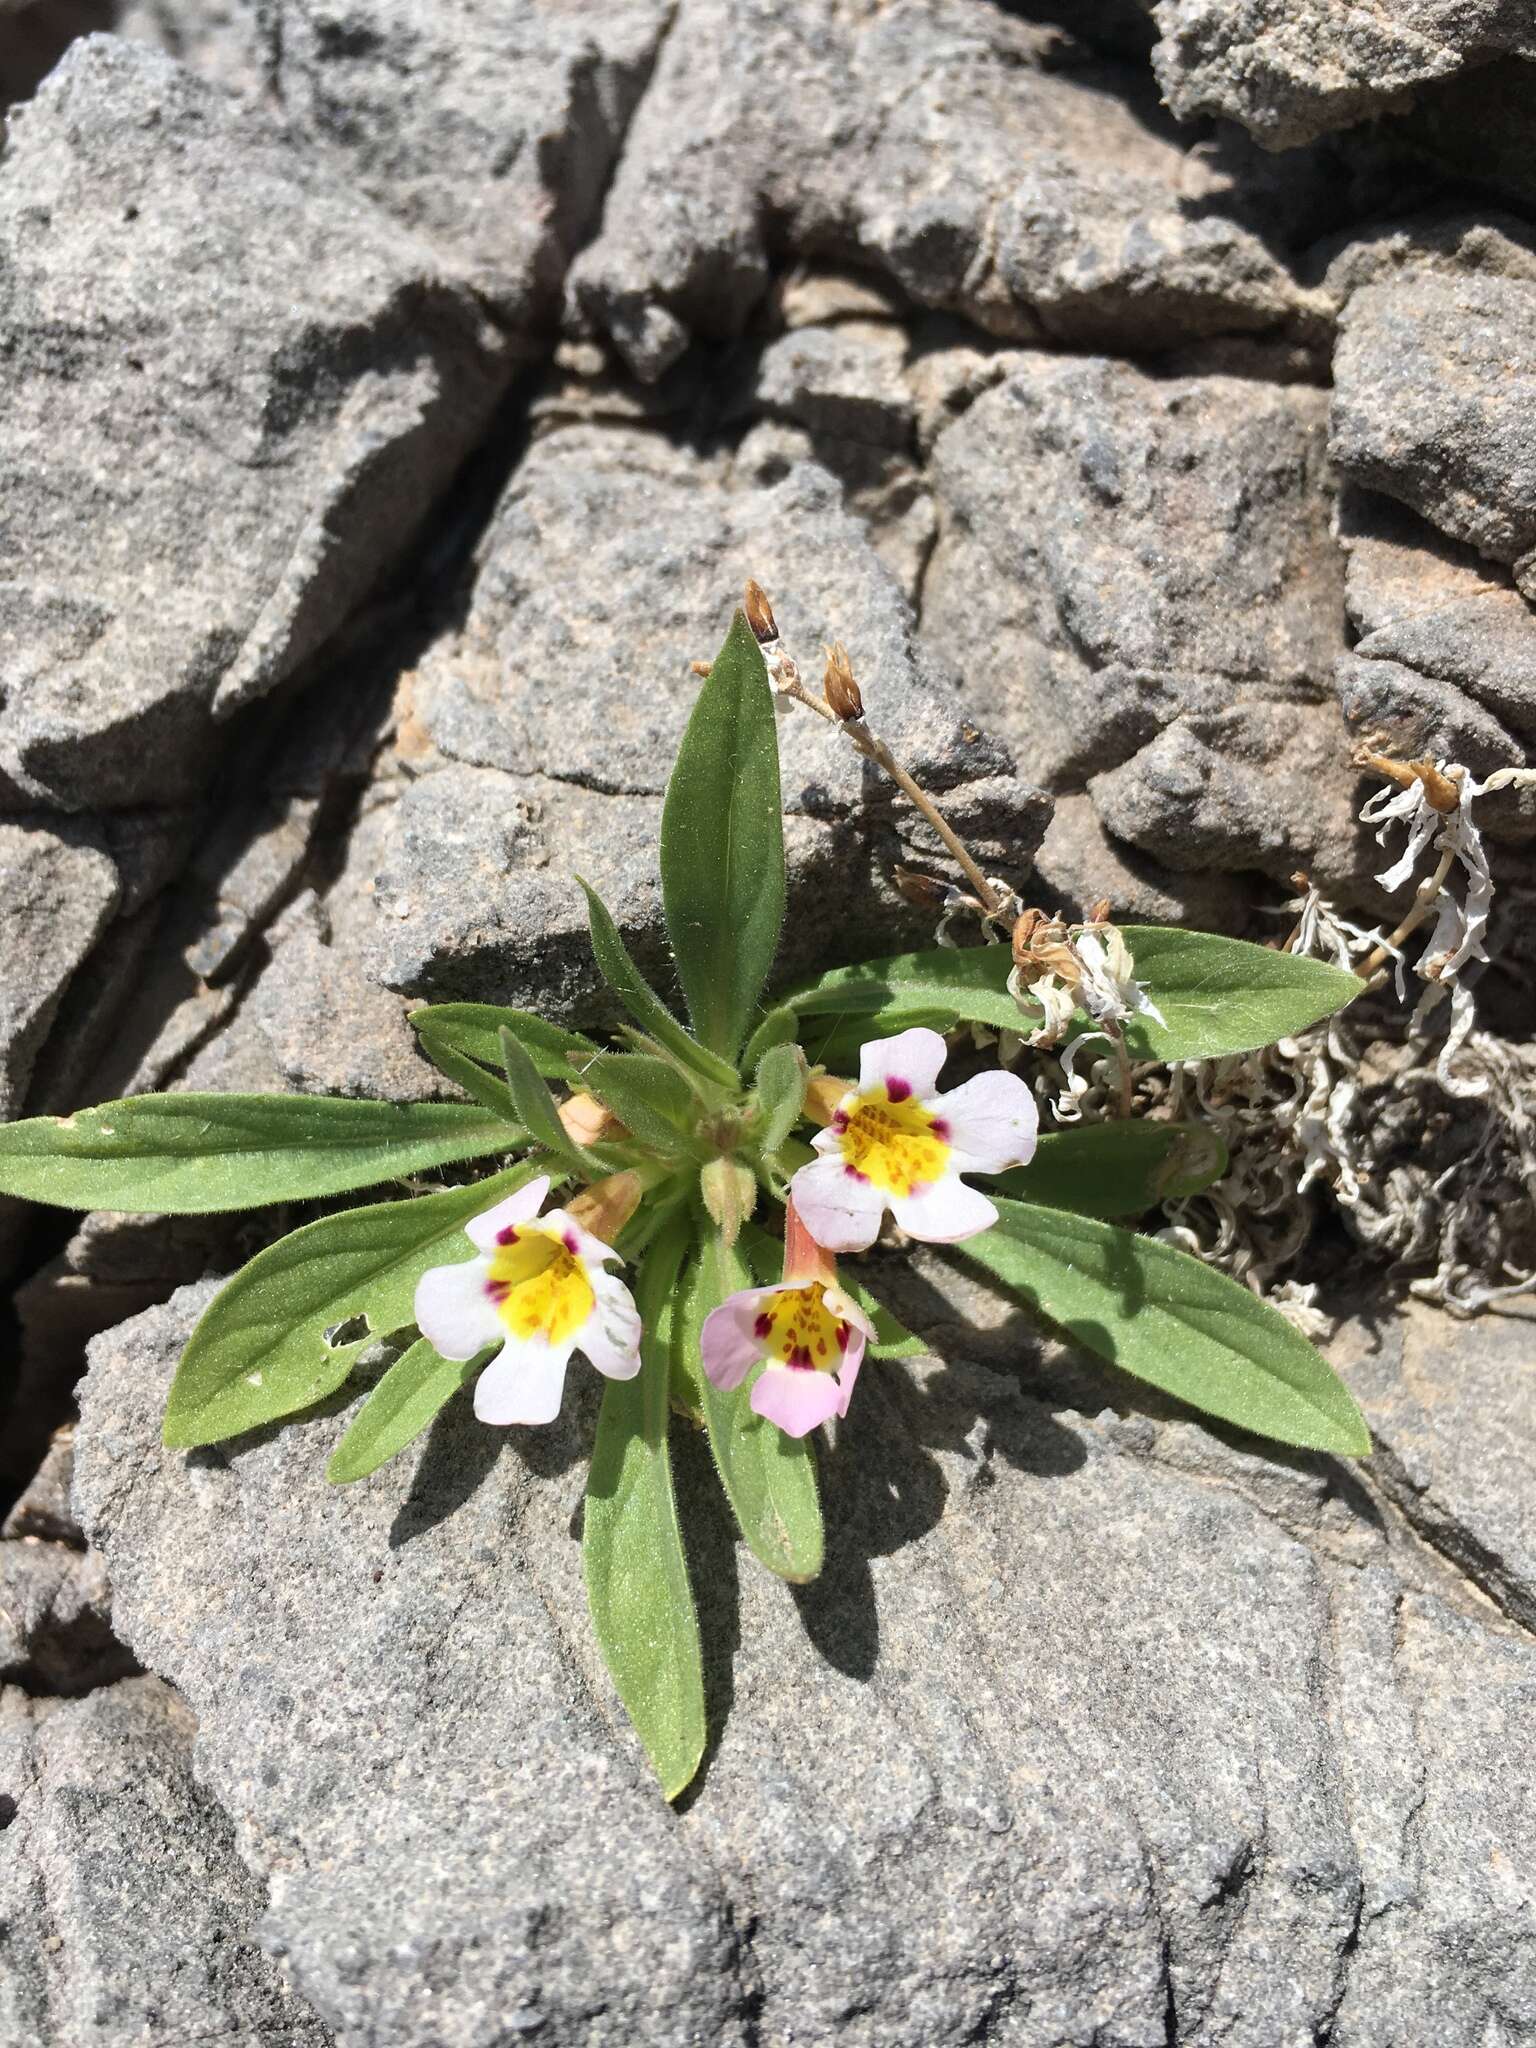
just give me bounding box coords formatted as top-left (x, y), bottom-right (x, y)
top-left (0, 820), bottom-right (119, 1119)
top-left (0, 35), bottom-right (511, 812)
top-left (569, 0), bottom-right (1319, 382)
top-left (70, 1272), bottom-right (1536, 2046)
top-left (0, 1677), bottom-right (333, 2046)
top-left (1331, 271), bottom-right (1536, 594)
top-left (924, 353), bottom-right (1364, 888)
top-left (1147, 0), bottom-right (1536, 150)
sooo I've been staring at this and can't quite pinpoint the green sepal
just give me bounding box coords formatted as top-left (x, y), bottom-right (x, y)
top-left (995, 1121), bottom-right (1228, 1217)
top-left (579, 879), bottom-right (739, 1091)
top-left (163, 1161), bottom-right (542, 1447)
top-left (583, 1213), bottom-right (707, 1801)
top-left (659, 611), bottom-right (786, 1059)
top-left (0, 1093), bottom-right (520, 1216)
top-left (958, 1198), bottom-right (1372, 1457)
top-left (326, 1338), bottom-right (486, 1484)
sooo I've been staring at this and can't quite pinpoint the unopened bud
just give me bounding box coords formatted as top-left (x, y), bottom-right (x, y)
top-left (822, 642), bottom-right (864, 721)
top-left (894, 866), bottom-right (949, 912)
top-left (743, 579), bottom-right (778, 644)
top-left (700, 1156), bottom-right (758, 1247)
top-left (559, 1092), bottom-right (625, 1148)
top-left (565, 1170), bottom-right (644, 1247)
top-left (802, 1074), bottom-right (853, 1127)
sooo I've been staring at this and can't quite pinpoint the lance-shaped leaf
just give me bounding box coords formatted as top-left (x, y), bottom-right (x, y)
top-left (660, 610), bottom-right (785, 1060)
top-left (580, 1053), bottom-right (702, 1156)
top-left (995, 1121), bottom-right (1228, 1217)
top-left (583, 1215), bottom-right (706, 1801)
top-left (163, 1162), bottom-right (538, 1447)
top-left (412, 1004), bottom-right (598, 1094)
top-left (0, 1094), bottom-right (519, 1215)
top-left (580, 879), bottom-right (738, 1090)
top-left (958, 1198), bottom-right (1371, 1456)
top-left (326, 1338), bottom-right (486, 1484)
top-left (776, 928), bottom-right (1359, 1065)
top-left (674, 1228), bottom-right (823, 1582)
top-left (753, 1042), bottom-right (807, 1156)
top-left (497, 1027), bottom-right (594, 1179)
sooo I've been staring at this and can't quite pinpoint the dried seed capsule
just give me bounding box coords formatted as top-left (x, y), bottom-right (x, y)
top-left (743, 579), bottom-right (778, 644)
top-left (822, 642), bottom-right (864, 721)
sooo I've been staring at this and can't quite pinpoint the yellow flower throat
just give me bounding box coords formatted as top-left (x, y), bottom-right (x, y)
top-left (754, 1283), bottom-right (851, 1375)
top-left (486, 1227), bottom-right (593, 1345)
top-left (833, 1087), bottom-right (950, 1197)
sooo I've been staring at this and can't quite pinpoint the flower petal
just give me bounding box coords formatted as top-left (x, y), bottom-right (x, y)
top-left (700, 1284), bottom-right (784, 1391)
top-left (541, 1207), bottom-right (623, 1270)
top-left (889, 1173), bottom-right (998, 1244)
top-left (857, 1026), bottom-right (948, 1102)
top-left (473, 1336), bottom-right (573, 1425)
top-left (578, 1269), bottom-right (643, 1381)
top-left (415, 1254), bottom-right (504, 1361)
top-left (822, 1284), bottom-right (877, 1347)
top-left (832, 1342), bottom-right (865, 1419)
top-left (751, 1362), bottom-right (845, 1437)
top-left (932, 1068), bottom-right (1039, 1174)
top-left (465, 1176), bottom-right (552, 1252)
top-left (789, 1154), bottom-right (888, 1252)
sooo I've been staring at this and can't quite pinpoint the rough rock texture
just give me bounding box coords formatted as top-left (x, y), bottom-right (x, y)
top-left (0, 822), bottom-right (119, 1119)
top-left (924, 352), bottom-right (1364, 900)
top-left (0, 1677), bottom-right (334, 2045)
top-left (68, 1280), bottom-right (1536, 2048)
top-left (569, 0), bottom-right (1323, 382)
top-left (373, 426), bottom-right (1047, 1018)
top-left (1147, 0), bottom-right (1536, 150)
top-left (0, 34), bottom-right (511, 812)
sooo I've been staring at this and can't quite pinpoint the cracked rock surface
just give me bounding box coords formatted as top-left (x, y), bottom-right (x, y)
top-left (2, 0), bottom-right (1536, 2041)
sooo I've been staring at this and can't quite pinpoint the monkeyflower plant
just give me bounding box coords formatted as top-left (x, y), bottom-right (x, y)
top-left (0, 601), bottom-right (1369, 1797)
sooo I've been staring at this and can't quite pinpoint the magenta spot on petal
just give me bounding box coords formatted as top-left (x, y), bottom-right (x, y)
top-left (788, 1346), bottom-right (815, 1370)
top-left (885, 1077), bottom-right (912, 1102)
top-left (832, 1109), bottom-right (849, 1131)
top-left (930, 1117), bottom-right (949, 1141)
top-left (844, 1166), bottom-right (870, 1184)
top-left (486, 1280), bottom-right (509, 1301)
top-left (835, 1322), bottom-right (850, 1352)
top-left (564, 1229), bottom-right (579, 1254)
top-left (496, 1225), bottom-right (518, 1245)
top-left (753, 1313), bottom-right (773, 1339)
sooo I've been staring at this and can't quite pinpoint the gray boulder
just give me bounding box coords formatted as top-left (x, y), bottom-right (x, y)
top-left (0, 35), bottom-right (512, 812)
top-left (1147, 0), bottom-right (1536, 150)
top-left (71, 1272), bottom-right (1536, 2046)
top-left (1331, 271), bottom-right (1536, 596)
top-left (923, 353), bottom-right (1365, 891)
top-left (568, 0), bottom-right (1320, 382)
top-left (0, 1677), bottom-right (334, 2046)
top-left (0, 821), bottom-right (119, 1120)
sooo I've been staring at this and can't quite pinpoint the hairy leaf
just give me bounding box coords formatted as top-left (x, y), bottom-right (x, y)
top-left (995, 1121), bottom-right (1228, 1217)
top-left (580, 1053), bottom-right (701, 1156)
top-left (497, 1027), bottom-right (592, 1178)
top-left (163, 1163), bottom-right (537, 1447)
top-left (412, 1004), bottom-right (598, 1090)
top-left (326, 1338), bottom-right (485, 1484)
top-left (959, 1199), bottom-right (1371, 1456)
top-left (583, 1215), bottom-right (706, 1800)
top-left (0, 1094), bottom-right (518, 1215)
top-left (579, 880), bottom-right (739, 1090)
top-left (660, 611), bottom-right (786, 1059)
top-left (754, 1042), bottom-right (807, 1156)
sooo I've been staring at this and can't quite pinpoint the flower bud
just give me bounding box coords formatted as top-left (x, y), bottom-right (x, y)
top-left (822, 642), bottom-right (864, 721)
top-left (565, 1170), bottom-right (644, 1247)
top-left (894, 866), bottom-right (949, 912)
top-left (700, 1156), bottom-right (758, 1246)
top-left (559, 1092), bottom-right (625, 1147)
top-left (802, 1074), bottom-right (853, 1127)
top-left (690, 659), bottom-right (712, 678)
top-left (743, 579), bottom-right (778, 644)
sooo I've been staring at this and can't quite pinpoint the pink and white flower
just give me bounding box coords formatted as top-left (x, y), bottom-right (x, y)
top-left (788, 1026), bottom-right (1037, 1252)
top-left (414, 1175), bottom-right (641, 1426)
top-left (700, 1203), bottom-right (876, 1437)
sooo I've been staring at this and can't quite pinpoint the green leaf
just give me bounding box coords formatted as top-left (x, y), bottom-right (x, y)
top-left (580, 880), bottom-right (739, 1091)
top-left (995, 1121), bottom-right (1228, 1217)
top-left (580, 1053), bottom-right (702, 1156)
top-left (326, 1338), bottom-right (485, 1484)
top-left (0, 1094), bottom-right (519, 1216)
top-left (412, 1004), bottom-right (598, 1087)
top-left (741, 1003), bottom-right (798, 1068)
top-left (162, 1162), bottom-right (538, 1447)
top-left (779, 927), bottom-right (1360, 1066)
top-left (754, 1042), bottom-right (807, 1156)
top-left (497, 1027), bottom-right (592, 1178)
top-left (675, 1229), bottom-right (823, 1582)
top-left (958, 1198), bottom-right (1371, 1456)
top-left (583, 1215), bottom-right (706, 1801)
top-left (1112, 927), bottom-right (1360, 1062)
top-left (659, 610), bottom-right (786, 1059)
